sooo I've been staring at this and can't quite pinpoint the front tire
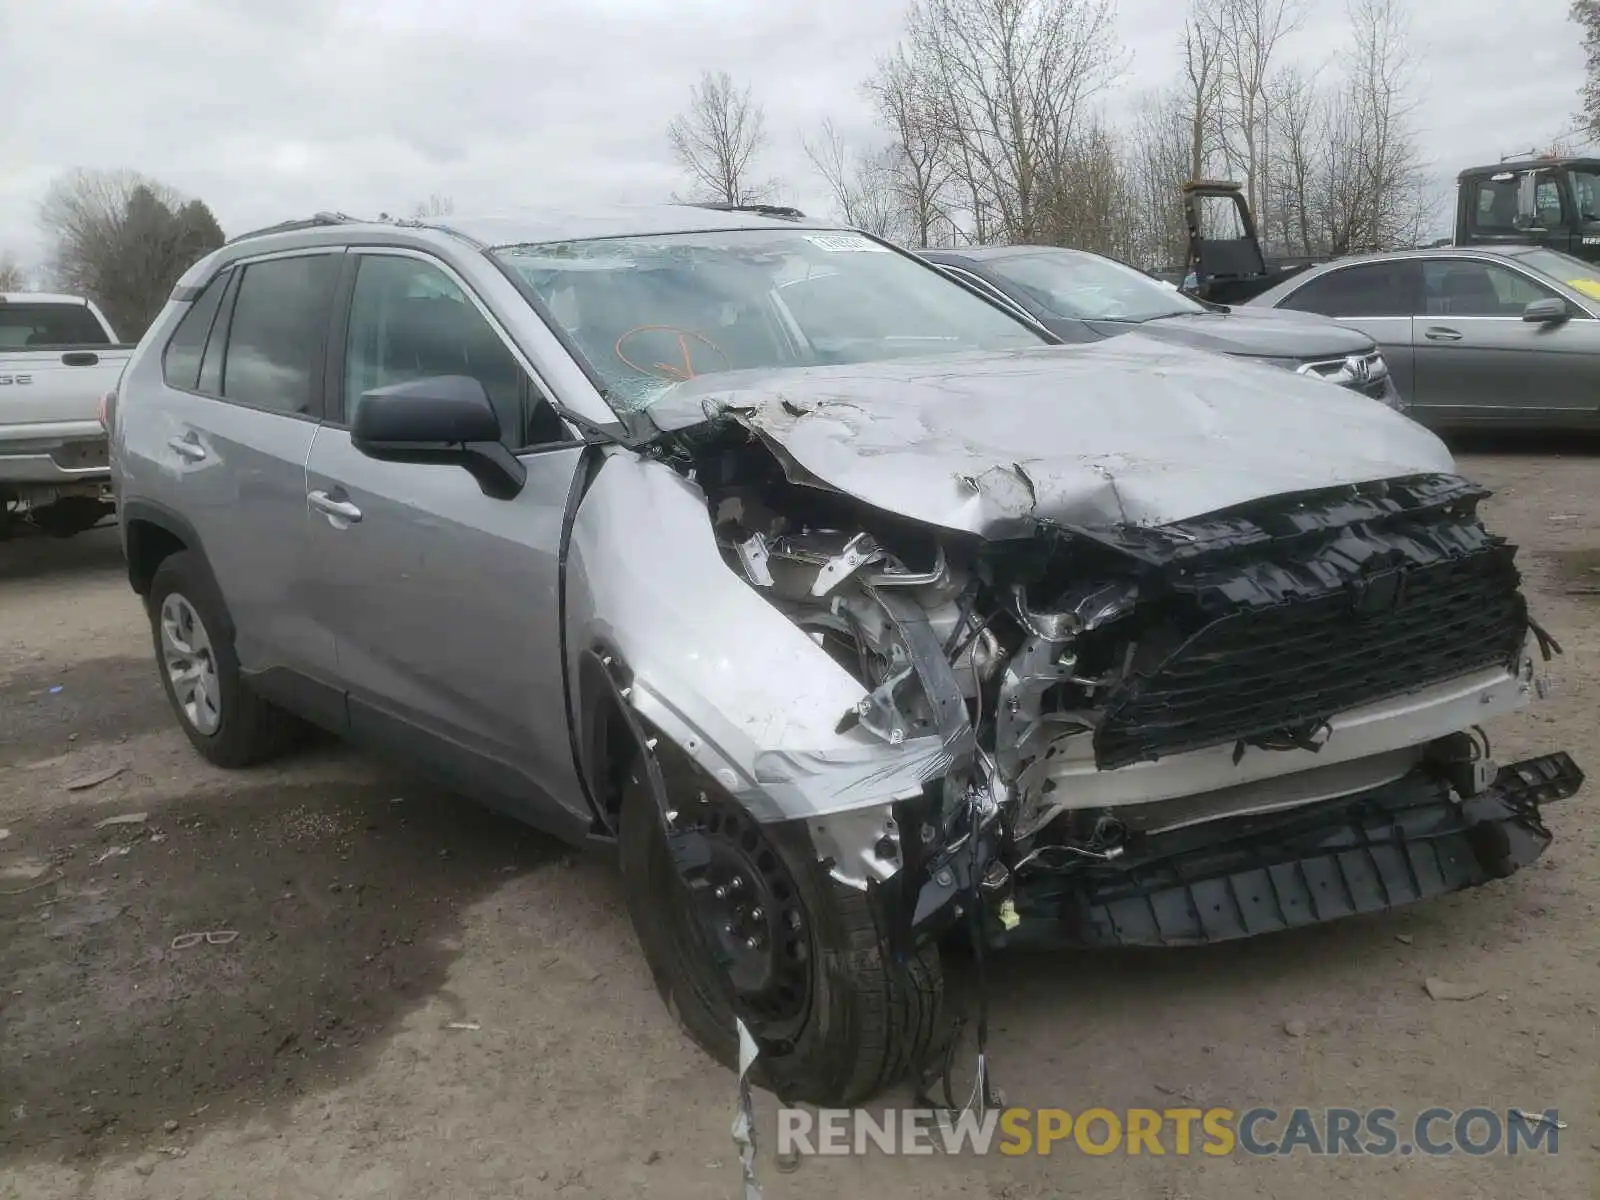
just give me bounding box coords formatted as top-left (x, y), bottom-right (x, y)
top-left (147, 551), bottom-right (299, 768)
top-left (618, 752), bottom-right (943, 1105)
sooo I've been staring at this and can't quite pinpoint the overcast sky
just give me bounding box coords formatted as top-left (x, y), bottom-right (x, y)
top-left (0, 0), bottom-right (1590, 269)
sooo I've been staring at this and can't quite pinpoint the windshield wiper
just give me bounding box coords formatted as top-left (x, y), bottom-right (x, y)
top-left (555, 397), bottom-right (651, 452)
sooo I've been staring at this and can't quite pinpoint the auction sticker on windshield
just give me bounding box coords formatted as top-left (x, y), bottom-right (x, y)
top-left (805, 233), bottom-right (891, 253)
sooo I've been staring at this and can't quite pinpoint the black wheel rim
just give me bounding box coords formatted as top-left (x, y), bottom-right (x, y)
top-left (661, 793), bottom-right (814, 1043)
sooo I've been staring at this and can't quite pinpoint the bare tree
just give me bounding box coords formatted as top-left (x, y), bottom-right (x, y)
top-left (1197, 0), bottom-right (1304, 238)
top-left (1262, 65), bottom-right (1321, 254)
top-left (1125, 92), bottom-right (1198, 269)
top-left (667, 70), bottom-right (773, 205)
top-left (0, 252), bottom-right (25, 292)
top-left (412, 193), bottom-right (455, 220)
top-left (801, 120), bottom-right (905, 238)
top-left (901, 0), bottom-right (1125, 244)
top-left (1038, 122), bottom-right (1137, 258)
top-left (1181, 14), bottom-right (1227, 180)
top-left (1577, 1), bottom-right (1600, 138)
top-left (867, 49), bottom-right (958, 246)
top-left (38, 169), bottom-right (225, 340)
top-left (1333, 0), bottom-right (1431, 250)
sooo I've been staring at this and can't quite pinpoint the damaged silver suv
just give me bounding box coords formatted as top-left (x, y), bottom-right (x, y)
top-left (108, 206), bottom-right (1582, 1105)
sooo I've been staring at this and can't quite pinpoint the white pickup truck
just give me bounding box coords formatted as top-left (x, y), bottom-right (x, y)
top-left (1, 292), bottom-right (132, 538)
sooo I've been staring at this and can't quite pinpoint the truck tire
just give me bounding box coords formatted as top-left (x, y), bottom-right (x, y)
top-left (147, 551), bottom-right (300, 768)
top-left (618, 751), bottom-right (943, 1105)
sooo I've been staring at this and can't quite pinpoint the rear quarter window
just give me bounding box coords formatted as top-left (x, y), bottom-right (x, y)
top-left (161, 272), bottom-right (231, 391)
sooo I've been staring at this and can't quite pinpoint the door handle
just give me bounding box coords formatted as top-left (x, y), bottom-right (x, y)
top-left (167, 435), bottom-right (206, 461)
top-left (308, 490), bottom-right (362, 523)
top-left (1423, 327), bottom-right (1463, 342)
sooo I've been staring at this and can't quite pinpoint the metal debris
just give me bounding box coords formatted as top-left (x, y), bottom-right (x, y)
top-left (90, 845), bottom-right (133, 866)
top-left (731, 1018), bottom-right (763, 1200)
top-left (443, 1021), bottom-right (481, 1032)
top-left (170, 930), bottom-right (239, 950)
top-left (1423, 977), bottom-right (1487, 1002)
top-left (0, 870), bottom-right (62, 897)
top-left (1511, 1109), bottom-right (1567, 1131)
top-left (71, 766), bottom-right (129, 793)
top-left (92, 808), bottom-right (146, 825)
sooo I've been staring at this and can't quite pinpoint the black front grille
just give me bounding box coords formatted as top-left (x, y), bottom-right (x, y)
top-left (1091, 497), bottom-right (1529, 770)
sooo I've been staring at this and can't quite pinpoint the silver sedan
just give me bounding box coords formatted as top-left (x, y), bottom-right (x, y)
top-left (1246, 246), bottom-right (1600, 431)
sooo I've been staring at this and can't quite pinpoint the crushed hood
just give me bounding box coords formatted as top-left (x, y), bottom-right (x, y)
top-left (647, 336), bottom-right (1455, 536)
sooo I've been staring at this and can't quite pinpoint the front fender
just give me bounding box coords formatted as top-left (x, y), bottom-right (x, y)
top-left (564, 452), bottom-right (951, 822)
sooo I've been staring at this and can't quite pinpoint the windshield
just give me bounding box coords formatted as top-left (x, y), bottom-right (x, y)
top-left (0, 302), bottom-right (111, 350)
top-left (1517, 248), bottom-right (1600, 302)
top-left (980, 250), bottom-right (1206, 323)
top-left (494, 229), bottom-right (1046, 412)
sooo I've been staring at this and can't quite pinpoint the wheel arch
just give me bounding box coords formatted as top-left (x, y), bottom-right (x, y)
top-left (120, 499), bottom-right (208, 599)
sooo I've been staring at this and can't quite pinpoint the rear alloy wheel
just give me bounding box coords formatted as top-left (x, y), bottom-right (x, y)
top-left (619, 751), bottom-right (943, 1106)
top-left (159, 593), bottom-right (223, 735)
top-left (147, 551), bottom-right (300, 768)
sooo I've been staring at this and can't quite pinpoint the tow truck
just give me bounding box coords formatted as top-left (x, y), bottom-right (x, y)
top-left (1181, 155), bottom-right (1600, 304)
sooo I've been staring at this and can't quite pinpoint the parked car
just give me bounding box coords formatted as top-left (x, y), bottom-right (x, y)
top-left (922, 245), bottom-right (1403, 408)
top-left (0, 291), bottom-right (131, 538)
top-left (109, 208), bottom-right (1580, 1104)
top-left (1247, 246), bottom-right (1600, 431)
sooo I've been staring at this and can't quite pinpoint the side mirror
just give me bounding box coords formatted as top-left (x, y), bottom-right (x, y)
top-left (1522, 297), bottom-right (1569, 325)
top-left (351, 376), bottom-right (526, 500)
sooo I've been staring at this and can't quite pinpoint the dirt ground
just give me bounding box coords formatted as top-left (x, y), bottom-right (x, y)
top-left (2, 448), bottom-right (1597, 1199)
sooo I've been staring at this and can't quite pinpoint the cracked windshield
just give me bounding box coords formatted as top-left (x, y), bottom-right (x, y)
top-left (495, 229), bottom-right (1045, 412)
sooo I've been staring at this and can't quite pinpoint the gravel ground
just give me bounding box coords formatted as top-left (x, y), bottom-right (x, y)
top-left (1, 449), bottom-right (1596, 1199)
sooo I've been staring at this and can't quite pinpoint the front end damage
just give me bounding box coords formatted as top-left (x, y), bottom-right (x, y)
top-left (634, 427), bottom-right (1582, 957)
top-left (569, 372), bottom-right (1584, 1102)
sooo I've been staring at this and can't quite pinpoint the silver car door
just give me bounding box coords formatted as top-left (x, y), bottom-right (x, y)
top-left (134, 251), bottom-right (343, 720)
top-left (303, 248), bottom-right (591, 829)
top-left (1272, 260), bottom-right (1419, 402)
top-left (1413, 257), bottom-right (1600, 428)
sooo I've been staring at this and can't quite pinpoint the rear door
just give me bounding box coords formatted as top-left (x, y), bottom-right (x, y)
top-left (144, 250), bottom-right (345, 722)
top-left (302, 248), bottom-right (591, 827)
top-left (1273, 260), bottom-right (1421, 400)
top-left (1411, 257), bottom-right (1600, 428)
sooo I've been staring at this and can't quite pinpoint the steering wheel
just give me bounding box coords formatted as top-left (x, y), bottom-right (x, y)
top-left (614, 325), bottom-right (731, 382)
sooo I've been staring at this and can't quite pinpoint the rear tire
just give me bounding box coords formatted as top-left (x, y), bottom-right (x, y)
top-left (147, 551), bottom-right (300, 768)
top-left (618, 751), bottom-right (942, 1105)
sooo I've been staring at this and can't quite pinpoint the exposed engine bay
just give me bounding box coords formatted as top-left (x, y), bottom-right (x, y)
top-left (657, 418), bottom-right (1584, 950)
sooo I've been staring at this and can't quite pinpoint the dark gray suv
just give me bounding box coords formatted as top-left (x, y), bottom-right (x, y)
top-left (924, 244), bottom-right (1403, 407)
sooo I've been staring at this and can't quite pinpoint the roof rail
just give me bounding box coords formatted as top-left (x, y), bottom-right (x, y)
top-left (225, 211), bottom-right (358, 245)
top-left (684, 201), bottom-right (808, 222)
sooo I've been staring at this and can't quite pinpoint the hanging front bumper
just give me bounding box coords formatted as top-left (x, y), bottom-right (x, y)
top-left (1000, 752), bottom-right (1583, 949)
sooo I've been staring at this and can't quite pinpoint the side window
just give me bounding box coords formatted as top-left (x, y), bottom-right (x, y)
top-left (1474, 180), bottom-right (1516, 230)
top-left (161, 271), bottom-right (230, 391)
top-left (196, 272), bottom-right (240, 396)
top-left (1279, 263), bottom-right (1414, 318)
top-left (1421, 260), bottom-right (1560, 317)
top-left (342, 255), bottom-right (568, 448)
top-left (219, 255), bottom-right (337, 415)
top-left (1516, 170), bottom-right (1564, 230)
